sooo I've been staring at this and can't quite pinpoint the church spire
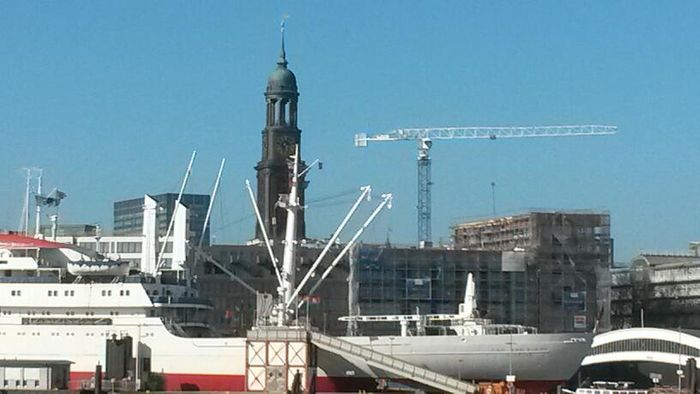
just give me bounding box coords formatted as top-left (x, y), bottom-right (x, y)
top-left (278, 17), bottom-right (288, 67)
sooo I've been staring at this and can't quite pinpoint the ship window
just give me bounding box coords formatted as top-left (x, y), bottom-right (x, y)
top-left (64, 290), bottom-right (69, 296)
top-left (101, 290), bottom-right (106, 296)
top-left (48, 291), bottom-right (52, 296)
top-left (120, 290), bottom-right (124, 296)
top-left (108, 290), bottom-right (112, 296)
top-left (126, 290), bottom-right (130, 296)
top-left (70, 290), bottom-right (75, 296)
top-left (11, 291), bottom-right (15, 296)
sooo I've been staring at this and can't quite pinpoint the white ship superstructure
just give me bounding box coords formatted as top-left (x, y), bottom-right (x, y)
top-left (0, 233), bottom-right (248, 391)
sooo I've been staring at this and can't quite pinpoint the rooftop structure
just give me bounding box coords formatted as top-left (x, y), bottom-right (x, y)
top-left (38, 224), bottom-right (97, 238)
top-left (57, 195), bottom-right (192, 273)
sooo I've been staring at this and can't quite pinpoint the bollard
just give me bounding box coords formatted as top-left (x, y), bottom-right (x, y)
top-left (686, 357), bottom-right (697, 394)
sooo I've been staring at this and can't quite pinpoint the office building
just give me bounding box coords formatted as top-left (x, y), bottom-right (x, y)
top-left (114, 193), bottom-right (210, 246)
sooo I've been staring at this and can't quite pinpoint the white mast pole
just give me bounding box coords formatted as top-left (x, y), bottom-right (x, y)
top-left (34, 169), bottom-right (43, 236)
top-left (278, 145), bottom-right (301, 326)
top-left (244, 180), bottom-right (284, 288)
top-left (286, 185), bottom-right (372, 310)
top-left (155, 150), bottom-right (196, 273)
top-left (22, 168), bottom-right (31, 235)
top-left (199, 158), bottom-right (225, 248)
top-left (299, 193), bottom-right (393, 308)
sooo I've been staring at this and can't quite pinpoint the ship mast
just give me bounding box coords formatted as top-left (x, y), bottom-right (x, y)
top-left (278, 145), bottom-right (302, 326)
top-left (34, 169), bottom-right (43, 236)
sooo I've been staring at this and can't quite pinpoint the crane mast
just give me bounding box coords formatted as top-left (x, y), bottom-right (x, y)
top-left (355, 124), bottom-right (618, 247)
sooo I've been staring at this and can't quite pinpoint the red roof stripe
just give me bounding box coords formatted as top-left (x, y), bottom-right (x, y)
top-left (0, 233), bottom-right (69, 249)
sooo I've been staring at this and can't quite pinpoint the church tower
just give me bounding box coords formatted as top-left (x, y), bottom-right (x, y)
top-left (255, 33), bottom-right (306, 241)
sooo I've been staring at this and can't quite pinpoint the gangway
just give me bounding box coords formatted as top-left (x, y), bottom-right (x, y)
top-left (310, 331), bottom-right (477, 394)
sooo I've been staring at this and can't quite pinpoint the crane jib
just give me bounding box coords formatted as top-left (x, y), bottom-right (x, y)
top-left (353, 124), bottom-right (618, 246)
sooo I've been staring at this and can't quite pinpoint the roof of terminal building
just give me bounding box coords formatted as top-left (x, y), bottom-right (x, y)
top-left (633, 252), bottom-right (700, 266)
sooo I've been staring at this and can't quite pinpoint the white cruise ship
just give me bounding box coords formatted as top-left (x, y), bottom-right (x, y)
top-left (0, 233), bottom-right (249, 391)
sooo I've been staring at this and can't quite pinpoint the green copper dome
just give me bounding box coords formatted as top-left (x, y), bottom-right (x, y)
top-left (266, 35), bottom-right (298, 94)
top-left (267, 65), bottom-right (297, 93)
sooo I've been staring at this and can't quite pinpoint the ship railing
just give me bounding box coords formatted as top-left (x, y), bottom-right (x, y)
top-left (310, 332), bottom-right (477, 394)
top-left (0, 276), bottom-right (60, 283)
top-left (150, 296), bottom-right (214, 307)
top-left (79, 378), bottom-right (138, 392)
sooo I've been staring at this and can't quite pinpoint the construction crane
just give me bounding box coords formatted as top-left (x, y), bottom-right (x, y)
top-left (354, 125), bottom-right (618, 247)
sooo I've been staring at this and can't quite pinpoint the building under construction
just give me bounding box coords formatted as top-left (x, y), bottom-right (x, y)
top-left (451, 210), bottom-right (612, 333)
top-left (349, 245), bottom-right (531, 336)
top-left (200, 243), bottom-right (544, 337)
top-left (199, 209), bottom-right (613, 336)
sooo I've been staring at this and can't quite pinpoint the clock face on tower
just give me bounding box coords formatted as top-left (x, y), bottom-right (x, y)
top-left (275, 135), bottom-right (296, 157)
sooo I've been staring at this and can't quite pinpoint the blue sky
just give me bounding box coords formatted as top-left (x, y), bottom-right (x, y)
top-left (0, 1), bottom-right (698, 262)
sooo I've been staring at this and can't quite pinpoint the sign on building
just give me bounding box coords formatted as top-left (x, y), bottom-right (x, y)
top-left (564, 291), bottom-right (587, 312)
top-left (406, 278), bottom-right (431, 300)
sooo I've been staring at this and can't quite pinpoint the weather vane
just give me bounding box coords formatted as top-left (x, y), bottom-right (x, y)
top-left (280, 14), bottom-right (289, 34)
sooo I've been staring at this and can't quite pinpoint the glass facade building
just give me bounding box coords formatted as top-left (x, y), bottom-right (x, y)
top-left (113, 193), bottom-right (211, 246)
